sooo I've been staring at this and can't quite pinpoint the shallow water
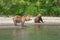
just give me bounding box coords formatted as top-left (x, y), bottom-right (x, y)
top-left (0, 25), bottom-right (60, 40)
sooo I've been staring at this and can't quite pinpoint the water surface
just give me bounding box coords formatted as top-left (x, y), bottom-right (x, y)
top-left (0, 25), bottom-right (60, 40)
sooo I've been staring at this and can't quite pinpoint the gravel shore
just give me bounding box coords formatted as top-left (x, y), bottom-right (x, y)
top-left (0, 17), bottom-right (60, 26)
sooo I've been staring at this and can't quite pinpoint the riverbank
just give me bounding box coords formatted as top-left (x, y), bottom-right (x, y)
top-left (0, 17), bottom-right (60, 26)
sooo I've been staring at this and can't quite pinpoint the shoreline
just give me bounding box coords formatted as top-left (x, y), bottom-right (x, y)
top-left (0, 16), bottom-right (60, 26)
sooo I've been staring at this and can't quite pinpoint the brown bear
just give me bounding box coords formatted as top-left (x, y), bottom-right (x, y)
top-left (34, 14), bottom-right (44, 30)
top-left (13, 15), bottom-right (31, 26)
top-left (34, 14), bottom-right (44, 23)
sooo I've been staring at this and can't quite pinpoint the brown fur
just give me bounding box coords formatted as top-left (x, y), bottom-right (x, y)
top-left (34, 14), bottom-right (44, 23)
top-left (13, 15), bottom-right (30, 26)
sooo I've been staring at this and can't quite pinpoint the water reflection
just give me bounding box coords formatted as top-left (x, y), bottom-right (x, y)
top-left (34, 24), bottom-right (41, 40)
top-left (0, 25), bottom-right (59, 40)
top-left (12, 26), bottom-right (29, 40)
top-left (12, 27), bottom-right (17, 40)
top-left (35, 23), bottom-right (41, 31)
top-left (12, 24), bottom-right (41, 40)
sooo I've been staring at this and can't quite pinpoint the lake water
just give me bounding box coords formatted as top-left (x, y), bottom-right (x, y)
top-left (0, 25), bottom-right (60, 40)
